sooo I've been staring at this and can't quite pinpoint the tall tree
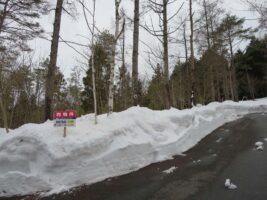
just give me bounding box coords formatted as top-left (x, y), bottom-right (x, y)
top-left (0, 0), bottom-right (46, 132)
top-left (146, 64), bottom-right (165, 110)
top-left (78, 0), bottom-right (98, 124)
top-left (107, 0), bottom-right (125, 115)
top-left (235, 37), bottom-right (267, 99)
top-left (82, 31), bottom-right (114, 115)
top-left (44, 0), bottom-right (64, 120)
top-left (0, 51), bottom-right (14, 133)
top-left (183, 23), bottom-right (188, 62)
top-left (162, 0), bottom-right (170, 108)
top-left (196, 0), bottom-right (224, 51)
top-left (0, 0), bottom-right (46, 43)
top-left (245, 0), bottom-right (267, 29)
top-left (90, 0), bottom-right (97, 124)
top-left (144, 0), bottom-right (183, 109)
top-left (189, 0), bottom-right (195, 106)
top-left (196, 0), bottom-right (224, 102)
top-left (217, 14), bottom-right (253, 101)
top-left (66, 67), bottom-right (83, 113)
top-left (132, 0), bottom-right (140, 106)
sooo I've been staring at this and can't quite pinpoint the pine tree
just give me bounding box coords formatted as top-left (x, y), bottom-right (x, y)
top-left (82, 31), bottom-right (114, 114)
top-left (132, 0), bottom-right (140, 106)
top-left (217, 14), bottom-right (254, 101)
top-left (0, 0), bottom-right (47, 132)
top-left (146, 64), bottom-right (165, 110)
top-left (44, 0), bottom-right (64, 120)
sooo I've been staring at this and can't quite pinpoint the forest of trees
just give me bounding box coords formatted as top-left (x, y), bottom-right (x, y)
top-left (0, 0), bottom-right (266, 132)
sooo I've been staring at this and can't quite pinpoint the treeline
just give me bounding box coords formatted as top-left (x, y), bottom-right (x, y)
top-left (0, 57), bottom-right (83, 128)
top-left (82, 31), bottom-right (267, 112)
top-left (0, 0), bottom-right (266, 130)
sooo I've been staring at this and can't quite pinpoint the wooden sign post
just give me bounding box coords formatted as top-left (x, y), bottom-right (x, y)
top-left (54, 110), bottom-right (77, 137)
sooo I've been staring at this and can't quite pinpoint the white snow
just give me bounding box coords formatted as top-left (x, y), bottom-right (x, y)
top-left (224, 178), bottom-right (237, 190)
top-left (0, 99), bottom-right (267, 197)
top-left (225, 179), bottom-right (231, 187)
top-left (0, 128), bottom-right (6, 135)
top-left (216, 137), bottom-right (223, 143)
top-left (256, 145), bottom-right (264, 151)
top-left (228, 183), bottom-right (237, 189)
top-left (255, 141), bottom-right (264, 151)
top-left (255, 141), bottom-right (264, 146)
top-left (162, 166), bottom-right (177, 174)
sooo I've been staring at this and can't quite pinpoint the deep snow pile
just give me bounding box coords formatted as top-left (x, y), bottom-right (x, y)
top-left (0, 99), bottom-right (267, 196)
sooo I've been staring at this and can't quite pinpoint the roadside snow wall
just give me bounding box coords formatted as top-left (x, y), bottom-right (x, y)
top-left (0, 99), bottom-right (267, 196)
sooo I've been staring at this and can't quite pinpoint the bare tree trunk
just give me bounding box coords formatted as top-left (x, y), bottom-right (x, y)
top-left (228, 66), bottom-right (234, 100)
top-left (0, 96), bottom-right (9, 133)
top-left (178, 67), bottom-right (183, 108)
top-left (79, 0), bottom-right (98, 122)
top-left (203, 0), bottom-right (215, 101)
top-left (223, 66), bottom-right (230, 100)
top-left (108, 0), bottom-right (124, 115)
top-left (108, 1), bottom-right (119, 115)
top-left (0, 0), bottom-right (10, 133)
top-left (0, 0), bottom-right (9, 33)
top-left (209, 13), bottom-right (215, 46)
top-left (91, 50), bottom-right (97, 124)
top-left (121, 26), bottom-right (127, 109)
top-left (209, 63), bottom-right (215, 101)
top-left (91, 0), bottom-right (97, 124)
top-left (215, 66), bottom-right (221, 101)
top-left (163, 0), bottom-right (171, 109)
top-left (44, 0), bottom-right (64, 120)
top-left (9, 91), bottom-right (18, 129)
top-left (245, 67), bottom-right (255, 100)
top-left (99, 94), bottom-right (103, 114)
top-left (228, 30), bottom-right (236, 101)
top-left (132, 0), bottom-right (139, 106)
top-left (203, 0), bottom-right (211, 49)
top-left (189, 0), bottom-right (195, 106)
top-left (183, 23), bottom-right (188, 62)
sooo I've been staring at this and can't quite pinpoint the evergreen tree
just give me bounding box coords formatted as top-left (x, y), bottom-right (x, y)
top-left (145, 64), bottom-right (165, 110)
top-left (235, 37), bottom-right (267, 99)
top-left (216, 14), bottom-right (254, 100)
top-left (81, 31), bottom-right (114, 114)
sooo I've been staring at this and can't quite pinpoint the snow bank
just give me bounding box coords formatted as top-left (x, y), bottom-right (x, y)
top-left (0, 99), bottom-right (267, 197)
top-left (0, 128), bottom-right (6, 135)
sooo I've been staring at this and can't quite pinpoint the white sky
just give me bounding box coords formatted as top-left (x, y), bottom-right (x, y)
top-left (30, 0), bottom-right (261, 80)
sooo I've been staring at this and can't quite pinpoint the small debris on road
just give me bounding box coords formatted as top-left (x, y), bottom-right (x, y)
top-left (255, 141), bottom-right (263, 146)
top-left (162, 166), bottom-right (177, 174)
top-left (216, 137), bottom-right (223, 143)
top-left (225, 179), bottom-right (231, 187)
top-left (255, 141), bottom-right (264, 151)
top-left (256, 145), bottom-right (264, 151)
top-left (224, 178), bottom-right (237, 190)
top-left (228, 183), bottom-right (237, 189)
top-left (192, 159), bottom-right (201, 164)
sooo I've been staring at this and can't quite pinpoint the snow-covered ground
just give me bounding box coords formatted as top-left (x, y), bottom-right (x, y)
top-left (0, 99), bottom-right (267, 197)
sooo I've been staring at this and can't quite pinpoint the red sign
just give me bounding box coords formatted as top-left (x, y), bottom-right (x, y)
top-left (54, 110), bottom-right (77, 119)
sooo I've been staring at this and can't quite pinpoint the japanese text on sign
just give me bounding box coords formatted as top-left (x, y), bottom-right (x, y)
top-left (54, 110), bottom-right (77, 127)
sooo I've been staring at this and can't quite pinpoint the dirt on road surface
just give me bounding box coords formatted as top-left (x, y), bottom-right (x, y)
top-left (1, 113), bottom-right (267, 200)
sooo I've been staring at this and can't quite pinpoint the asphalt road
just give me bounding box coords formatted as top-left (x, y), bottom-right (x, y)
top-left (2, 113), bottom-right (267, 200)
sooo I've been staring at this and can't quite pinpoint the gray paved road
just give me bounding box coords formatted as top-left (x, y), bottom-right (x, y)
top-left (190, 113), bottom-right (267, 200)
top-left (2, 113), bottom-right (267, 200)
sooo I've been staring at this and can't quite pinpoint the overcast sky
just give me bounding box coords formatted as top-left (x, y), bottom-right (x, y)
top-left (30, 0), bottom-right (261, 80)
